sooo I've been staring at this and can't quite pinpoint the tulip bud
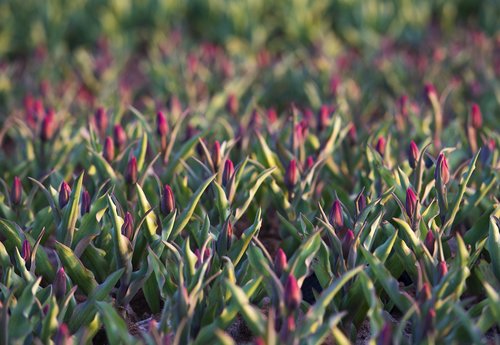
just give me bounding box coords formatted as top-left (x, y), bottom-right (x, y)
top-left (54, 323), bottom-right (72, 345)
top-left (376, 322), bottom-right (392, 345)
top-left (156, 111), bottom-right (169, 137)
top-left (120, 212), bottom-right (134, 239)
top-left (113, 124), bottom-right (126, 151)
top-left (285, 159), bottom-right (298, 191)
top-left (435, 153), bottom-right (450, 185)
top-left (212, 141), bottom-right (221, 170)
top-left (398, 95), bottom-right (409, 118)
top-left (284, 275), bottom-right (302, 311)
top-left (195, 248), bottom-right (211, 268)
top-left (480, 139), bottom-right (495, 166)
top-left (125, 155), bottom-right (137, 184)
top-left (216, 219), bottom-right (233, 255)
top-left (470, 103), bottom-right (482, 129)
top-left (22, 239), bottom-right (31, 265)
top-left (226, 94), bottom-right (239, 116)
top-left (222, 159), bottom-right (235, 187)
top-left (405, 188), bottom-right (418, 220)
top-left (10, 176), bottom-right (22, 206)
top-left (408, 141), bottom-right (419, 169)
top-left (81, 190), bottom-right (91, 216)
top-left (254, 338), bottom-right (265, 345)
top-left (250, 109), bottom-right (261, 130)
top-left (438, 260), bottom-right (448, 280)
top-left (418, 282), bottom-right (432, 305)
top-left (53, 267), bottom-right (67, 300)
top-left (94, 107), bottom-right (107, 134)
top-left (160, 185), bottom-right (175, 216)
top-left (274, 248), bottom-right (288, 277)
top-left (347, 123), bottom-right (357, 146)
top-left (305, 156), bottom-right (314, 170)
top-left (329, 200), bottom-right (344, 229)
top-left (342, 229), bottom-right (355, 260)
top-left (41, 110), bottom-right (55, 142)
top-left (355, 191), bottom-right (367, 216)
top-left (425, 231), bottom-right (435, 255)
top-left (59, 181), bottom-right (71, 209)
top-left (424, 308), bottom-right (436, 335)
top-left (103, 136), bottom-right (114, 162)
top-left (267, 108), bottom-right (278, 124)
top-left (317, 105), bottom-right (330, 132)
top-left (375, 136), bottom-right (386, 157)
top-left (424, 83), bottom-right (437, 104)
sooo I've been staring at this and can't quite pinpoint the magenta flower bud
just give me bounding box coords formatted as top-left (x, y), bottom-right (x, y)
top-left (405, 187), bottom-right (418, 219)
top-left (470, 103), bottom-right (482, 129)
top-left (160, 185), bottom-right (175, 216)
top-left (408, 141), bottom-right (419, 169)
top-left (285, 159), bottom-right (298, 191)
top-left (274, 248), bottom-right (288, 277)
top-left (113, 124), bottom-right (126, 151)
top-left (94, 107), bottom-right (108, 134)
top-left (81, 190), bottom-right (91, 216)
top-left (376, 322), bottom-right (392, 345)
top-left (10, 176), bottom-right (22, 206)
top-left (375, 136), bottom-right (386, 157)
top-left (121, 212), bottom-right (134, 239)
top-left (435, 153), bottom-right (450, 185)
top-left (125, 155), bottom-right (137, 184)
top-left (195, 248), bottom-right (211, 268)
top-left (40, 110), bottom-right (55, 142)
top-left (342, 229), bottom-right (355, 260)
top-left (226, 94), bottom-right (239, 116)
top-left (254, 338), bottom-right (265, 345)
top-left (103, 136), bottom-right (115, 162)
top-left (347, 123), bottom-right (357, 146)
top-left (250, 109), bottom-right (261, 130)
top-left (212, 141), bottom-right (221, 170)
top-left (284, 275), bottom-right (302, 311)
top-left (425, 231), bottom-right (435, 255)
top-left (54, 323), bottom-right (72, 345)
top-left (34, 99), bottom-right (45, 120)
top-left (329, 200), bottom-right (344, 229)
top-left (22, 239), bottom-right (31, 264)
top-left (59, 181), bottom-right (71, 209)
top-left (317, 105), bottom-right (331, 132)
top-left (424, 308), bottom-right (436, 335)
top-left (156, 111), bottom-right (169, 137)
top-left (398, 95), bottom-right (409, 118)
top-left (418, 282), bottom-right (432, 304)
top-left (222, 159), bottom-right (235, 187)
top-left (169, 95), bottom-right (182, 116)
top-left (424, 83), bottom-right (437, 104)
top-left (438, 260), bottom-right (448, 280)
top-left (53, 267), bottom-right (67, 300)
top-left (305, 156), bottom-right (314, 170)
top-left (267, 108), bottom-right (278, 124)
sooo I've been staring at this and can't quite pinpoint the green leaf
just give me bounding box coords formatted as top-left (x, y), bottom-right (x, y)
top-left (228, 209), bottom-right (262, 266)
top-left (487, 217), bottom-right (500, 282)
top-left (97, 302), bottom-right (136, 345)
top-left (234, 167), bottom-right (275, 222)
top-left (58, 171), bottom-right (84, 246)
top-left (225, 279), bottom-right (266, 335)
top-left (135, 183), bottom-right (159, 242)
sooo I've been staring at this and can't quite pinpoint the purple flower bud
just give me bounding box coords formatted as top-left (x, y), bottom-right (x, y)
top-left (195, 247), bottom-right (211, 268)
top-left (103, 136), bottom-right (115, 162)
top-left (408, 141), bottom-right (419, 169)
top-left (398, 95), bottom-right (409, 118)
top-left (435, 153), bottom-right (450, 185)
top-left (212, 141), bottom-right (221, 170)
top-left (121, 212), bottom-right (134, 239)
top-left (226, 94), bottom-right (239, 116)
top-left (285, 159), bottom-right (298, 191)
top-left (274, 248), bottom-right (288, 277)
top-left (54, 323), bottom-right (72, 345)
top-left (342, 229), bottom-right (355, 260)
top-left (438, 260), bottom-right (448, 280)
top-left (317, 105), bottom-right (331, 132)
top-left (160, 185), bottom-right (175, 216)
top-left (329, 200), bottom-right (344, 229)
top-left (22, 239), bottom-right (31, 264)
top-left (125, 155), bottom-right (137, 184)
top-left (94, 107), bottom-right (108, 134)
top-left (222, 159), bottom-right (235, 187)
top-left (59, 181), bottom-right (71, 209)
top-left (376, 322), bottom-right (392, 345)
top-left (10, 176), bottom-right (22, 206)
top-left (53, 267), bottom-right (67, 300)
top-left (405, 187), bottom-right (418, 220)
top-left (156, 111), bottom-right (169, 137)
top-left (470, 103), bottom-right (482, 129)
top-left (425, 231), bottom-right (435, 255)
top-left (284, 275), bottom-right (302, 311)
top-left (41, 110), bottom-right (55, 142)
top-left (375, 136), bottom-right (386, 157)
top-left (81, 190), bottom-right (91, 216)
top-left (355, 191), bottom-right (367, 216)
top-left (113, 124), bottom-right (126, 151)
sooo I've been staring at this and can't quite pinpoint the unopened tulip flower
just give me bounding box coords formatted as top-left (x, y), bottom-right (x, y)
top-left (10, 176), bottom-right (22, 206)
top-left (81, 190), bottom-right (91, 216)
top-left (375, 136), bottom-right (386, 157)
top-left (125, 155), bottom-right (137, 184)
top-left (405, 187), bottom-right (418, 219)
top-left (408, 141), bottom-right (419, 169)
top-left (160, 185), bottom-right (175, 216)
top-left (121, 212), bottom-right (134, 239)
top-left (274, 248), bottom-right (288, 277)
top-left (285, 159), bottom-right (298, 191)
top-left (103, 136), bottom-right (114, 162)
top-left (470, 103), bottom-right (482, 129)
top-left (329, 200), bottom-right (344, 229)
top-left (94, 107), bottom-right (108, 134)
top-left (435, 153), bottom-right (450, 185)
top-left (284, 275), bottom-right (302, 311)
top-left (59, 181), bottom-right (71, 209)
top-left (222, 159), bottom-right (235, 187)
top-left (53, 267), bottom-right (67, 300)
top-left (113, 124), bottom-right (126, 151)
top-left (156, 111), bottom-right (169, 137)
top-left (41, 110), bottom-right (56, 142)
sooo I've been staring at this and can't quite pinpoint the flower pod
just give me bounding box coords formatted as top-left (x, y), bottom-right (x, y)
top-left (329, 200), bottom-right (344, 230)
top-left (408, 141), bottom-right (419, 169)
top-left (405, 187), bottom-right (418, 220)
top-left (156, 111), bottom-right (169, 137)
top-left (41, 110), bottom-right (56, 142)
top-left (54, 323), bottom-right (72, 345)
top-left (10, 176), bottom-right (22, 206)
top-left (342, 229), bottom-right (355, 260)
top-left (94, 107), bottom-right (108, 134)
top-left (375, 136), bottom-right (386, 157)
top-left (222, 159), bottom-right (235, 187)
top-left (160, 185), bottom-right (176, 216)
top-left (121, 212), bottom-right (134, 239)
top-left (59, 181), bottom-right (71, 209)
top-left (212, 141), bottom-right (221, 170)
top-left (81, 190), bottom-right (91, 216)
top-left (103, 136), bottom-right (115, 162)
top-left (285, 159), bottom-right (298, 191)
top-left (113, 124), bottom-right (127, 151)
top-left (284, 274), bottom-right (302, 311)
top-left (53, 267), bottom-right (67, 300)
top-left (274, 248), bottom-right (288, 277)
top-left (425, 231), bottom-right (435, 255)
top-left (125, 155), bottom-right (137, 184)
top-left (470, 103), bottom-right (482, 129)
top-left (435, 153), bottom-right (450, 185)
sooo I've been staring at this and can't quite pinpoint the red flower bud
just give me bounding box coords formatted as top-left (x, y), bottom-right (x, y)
top-left (347, 123), bottom-right (357, 146)
top-left (424, 83), bottom-right (437, 104)
top-left (10, 176), bottom-right (22, 206)
top-left (424, 308), bottom-right (436, 335)
top-left (156, 111), bottom-right (169, 137)
top-left (125, 155), bottom-right (137, 184)
top-left (103, 136), bottom-right (114, 162)
top-left (284, 275), bottom-right (302, 311)
top-left (438, 260), bottom-right (448, 280)
top-left (94, 107), bottom-right (108, 134)
top-left (121, 212), bottom-right (134, 239)
top-left (22, 239), bottom-right (31, 264)
top-left (408, 141), bottom-right (419, 169)
top-left (435, 153), bottom-right (450, 185)
top-left (285, 159), bottom-right (298, 191)
top-left (53, 267), bottom-right (67, 300)
top-left (418, 282), bottom-right (432, 304)
top-left (212, 141), bottom-right (221, 170)
top-left (398, 95), bottom-right (409, 118)
top-left (113, 124), bottom-right (126, 151)
top-left (375, 136), bottom-right (386, 157)
top-left (267, 108), bottom-right (278, 124)
top-left (160, 185), bottom-right (175, 216)
top-left (274, 248), bottom-right (288, 277)
top-left (54, 323), bottom-right (72, 345)
top-left (226, 94), bottom-right (239, 116)
top-left (470, 103), bottom-right (482, 129)
top-left (305, 156), bottom-right (314, 170)
top-left (329, 200), bottom-right (344, 229)
top-left (342, 229), bottom-right (355, 260)
top-left (59, 181), bottom-right (71, 209)
top-left (222, 159), bottom-right (235, 187)
top-left (425, 231), bottom-right (435, 255)
top-left (40, 110), bottom-right (55, 142)
top-left (405, 187), bottom-right (418, 220)
top-left (317, 105), bottom-right (331, 132)
top-left (81, 190), bottom-right (91, 216)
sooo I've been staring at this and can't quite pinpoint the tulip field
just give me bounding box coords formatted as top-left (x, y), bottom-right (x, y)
top-left (0, 1), bottom-right (499, 344)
